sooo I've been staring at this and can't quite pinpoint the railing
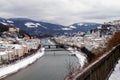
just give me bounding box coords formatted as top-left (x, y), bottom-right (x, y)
top-left (66, 45), bottom-right (120, 80)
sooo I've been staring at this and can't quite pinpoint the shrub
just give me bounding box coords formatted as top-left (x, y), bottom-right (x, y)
top-left (107, 31), bottom-right (120, 49)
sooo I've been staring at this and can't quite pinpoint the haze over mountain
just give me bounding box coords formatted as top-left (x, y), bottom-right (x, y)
top-left (0, 17), bottom-right (101, 35)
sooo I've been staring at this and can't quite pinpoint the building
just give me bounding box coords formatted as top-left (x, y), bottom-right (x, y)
top-left (9, 27), bottom-right (19, 33)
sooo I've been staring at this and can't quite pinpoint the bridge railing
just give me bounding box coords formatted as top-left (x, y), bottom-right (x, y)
top-left (65, 45), bottom-right (120, 80)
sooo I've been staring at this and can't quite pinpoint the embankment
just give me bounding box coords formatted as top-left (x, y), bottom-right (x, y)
top-left (0, 48), bottom-right (45, 79)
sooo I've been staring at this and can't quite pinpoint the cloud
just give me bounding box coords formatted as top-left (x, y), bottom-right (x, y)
top-left (0, 0), bottom-right (120, 25)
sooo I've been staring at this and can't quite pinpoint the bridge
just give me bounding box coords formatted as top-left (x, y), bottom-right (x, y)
top-left (43, 44), bottom-right (70, 49)
top-left (43, 45), bottom-right (70, 52)
top-left (42, 44), bottom-right (75, 56)
top-left (43, 44), bottom-right (80, 49)
top-left (43, 44), bottom-right (81, 52)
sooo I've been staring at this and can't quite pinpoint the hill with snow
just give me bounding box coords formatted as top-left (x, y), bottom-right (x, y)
top-left (69, 22), bottom-right (101, 33)
top-left (0, 18), bottom-right (101, 35)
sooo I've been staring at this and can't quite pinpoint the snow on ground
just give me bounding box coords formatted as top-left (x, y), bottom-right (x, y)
top-left (0, 22), bottom-right (8, 25)
top-left (109, 60), bottom-right (120, 80)
top-left (67, 47), bottom-right (74, 54)
top-left (62, 26), bottom-right (76, 30)
top-left (67, 47), bottom-right (87, 68)
top-left (74, 51), bottom-right (87, 68)
top-left (69, 26), bottom-right (76, 29)
top-left (84, 24), bottom-right (88, 26)
top-left (62, 28), bottom-right (72, 30)
top-left (7, 20), bottom-right (14, 23)
top-left (0, 48), bottom-right (45, 79)
top-left (77, 23), bottom-right (84, 26)
top-left (25, 22), bottom-right (48, 29)
top-left (25, 22), bottom-right (40, 28)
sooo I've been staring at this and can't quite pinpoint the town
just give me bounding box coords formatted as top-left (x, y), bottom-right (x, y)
top-left (0, 20), bottom-right (120, 80)
top-left (0, 24), bottom-right (41, 66)
top-left (53, 20), bottom-right (120, 55)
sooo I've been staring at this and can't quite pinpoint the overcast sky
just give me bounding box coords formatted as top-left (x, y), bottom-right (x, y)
top-left (0, 0), bottom-right (120, 25)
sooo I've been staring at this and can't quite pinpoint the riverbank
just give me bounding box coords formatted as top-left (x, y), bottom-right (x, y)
top-left (0, 48), bottom-right (45, 79)
top-left (67, 47), bottom-right (87, 68)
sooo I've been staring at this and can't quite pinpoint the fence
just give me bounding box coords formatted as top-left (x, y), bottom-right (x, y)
top-left (71, 45), bottom-right (120, 80)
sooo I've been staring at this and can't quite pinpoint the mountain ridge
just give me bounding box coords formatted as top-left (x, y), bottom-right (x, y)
top-left (0, 17), bottom-right (101, 35)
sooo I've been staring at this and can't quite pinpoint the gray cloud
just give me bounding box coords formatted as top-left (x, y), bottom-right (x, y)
top-left (0, 0), bottom-right (120, 25)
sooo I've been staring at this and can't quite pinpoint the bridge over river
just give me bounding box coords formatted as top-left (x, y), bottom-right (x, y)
top-left (2, 38), bottom-right (79, 80)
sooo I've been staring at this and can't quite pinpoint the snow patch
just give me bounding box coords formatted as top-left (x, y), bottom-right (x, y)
top-left (7, 20), bottom-right (14, 23)
top-left (25, 22), bottom-right (40, 28)
top-left (67, 47), bottom-right (75, 54)
top-left (109, 60), bottom-right (120, 80)
top-left (69, 26), bottom-right (76, 29)
top-left (77, 23), bottom-right (84, 26)
top-left (0, 22), bottom-right (8, 25)
top-left (75, 51), bottom-right (87, 68)
top-left (67, 47), bottom-right (87, 68)
top-left (84, 24), bottom-right (88, 26)
top-left (25, 22), bottom-right (47, 29)
top-left (41, 25), bottom-right (48, 29)
top-left (62, 28), bottom-right (72, 30)
top-left (77, 23), bottom-right (88, 26)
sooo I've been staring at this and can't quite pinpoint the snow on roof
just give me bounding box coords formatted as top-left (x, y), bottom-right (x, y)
top-left (0, 51), bottom-right (13, 56)
top-left (12, 44), bottom-right (23, 49)
top-left (5, 50), bottom-right (13, 53)
top-left (94, 38), bottom-right (103, 41)
top-left (0, 52), bottom-right (7, 56)
top-left (22, 44), bottom-right (27, 47)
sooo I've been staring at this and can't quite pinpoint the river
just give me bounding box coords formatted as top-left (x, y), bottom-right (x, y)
top-left (2, 38), bottom-right (79, 80)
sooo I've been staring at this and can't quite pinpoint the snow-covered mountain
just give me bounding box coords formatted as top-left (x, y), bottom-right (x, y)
top-left (68, 22), bottom-right (101, 33)
top-left (0, 18), bottom-right (101, 35)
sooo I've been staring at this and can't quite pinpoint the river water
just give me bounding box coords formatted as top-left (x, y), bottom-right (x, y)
top-left (2, 38), bottom-right (79, 80)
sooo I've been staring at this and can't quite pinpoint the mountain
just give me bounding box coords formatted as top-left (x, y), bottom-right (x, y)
top-left (0, 18), bottom-right (66, 35)
top-left (68, 22), bottom-right (101, 33)
top-left (0, 17), bottom-right (101, 35)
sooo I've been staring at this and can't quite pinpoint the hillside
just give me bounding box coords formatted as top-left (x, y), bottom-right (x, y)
top-left (0, 23), bottom-right (30, 38)
top-left (0, 18), bottom-right (101, 35)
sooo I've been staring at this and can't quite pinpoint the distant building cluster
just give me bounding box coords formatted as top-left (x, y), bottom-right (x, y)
top-left (9, 27), bottom-right (19, 33)
top-left (54, 21), bottom-right (120, 55)
top-left (0, 36), bottom-right (40, 65)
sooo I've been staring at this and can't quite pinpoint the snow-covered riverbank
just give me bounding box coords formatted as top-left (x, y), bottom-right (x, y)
top-left (109, 60), bottom-right (120, 80)
top-left (67, 47), bottom-right (87, 68)
top-left (0, 48), bottom-right (45, 79)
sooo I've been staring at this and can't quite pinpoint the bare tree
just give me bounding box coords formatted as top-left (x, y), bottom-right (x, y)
top-left (65, 57), bottom-right (78, 76)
